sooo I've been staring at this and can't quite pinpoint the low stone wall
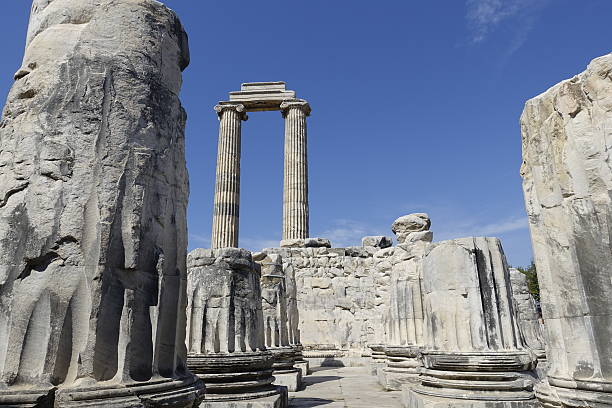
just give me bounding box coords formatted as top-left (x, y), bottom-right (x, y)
top-left (264, 245), bottom-right (390, 359)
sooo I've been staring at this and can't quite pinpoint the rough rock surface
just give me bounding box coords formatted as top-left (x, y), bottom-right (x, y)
top-left (280, 237), bottom-right (331, 248)
top-left (379, 214), bottom-right (432, 391)
top-left (391, 213), bottom-right (431, 244)
top-left (0, 1), bottom-right (203, 406)
top-left (186, 248), bottom-right (288, 407)
top-left (264, 245), bottom-right (390, 360)
top-left (361, 236), bottom-right (393, 249)
top-left (520, 53), bottom-right (612, 407)
top-left (509, 268), bottom-right (546, 357)
top-left (186, 248), bottom-right (265, 354)
top-left (386, 215), bottom-right (432, 348)
top-left (257, 254), bottom-right (289, 348)
top-left (407, 237), bottom-right (537, 407)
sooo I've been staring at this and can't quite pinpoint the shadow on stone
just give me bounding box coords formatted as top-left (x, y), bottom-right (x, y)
top-left (302, 375), bottom-right (341, 387)
top-left (289, 397), bottom-right (335, 407)
top-left (320, 357), bottom-right (345, 367)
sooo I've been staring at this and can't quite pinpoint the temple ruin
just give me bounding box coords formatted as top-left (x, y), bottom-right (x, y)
top-left (211, 82), bottom-right (311, 249)
top-left (0, 1), bottom-right (610, 408)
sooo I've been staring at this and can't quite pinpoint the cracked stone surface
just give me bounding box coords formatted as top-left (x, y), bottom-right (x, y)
top-left (0, 1), bottom-right (203, 406)
top-left (521, 52), bottom-right (612, 407)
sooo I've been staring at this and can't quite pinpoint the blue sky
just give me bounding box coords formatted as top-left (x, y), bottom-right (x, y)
top-left (1, 1), bottom-right (610, 267)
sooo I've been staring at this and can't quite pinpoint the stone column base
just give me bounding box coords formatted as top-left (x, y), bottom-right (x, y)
top-left (0, 376), bottom-right (204, 408)
top-left (269, 347), bottom-right (302, 391)
top-left (379, 367), bottom-right (420, 391)
top-left (273, 369), bottom-right (302, 392)
top-left (403, 388), bottom-right (539, 408)
top-left (188, 352), bottom-right (287, 406)
top-left (200, 388), bottom-right (288, 408)
top-left (379, 346), bottom-right (421, 391)
top-left (403, 351), bottom-right (539, 408)
top-left (291, 344), bottom-right (310, 376)
top-left (368, 344), bottom-right (387, 376)
top-left (535, 379), bottom-right (612, 408)
top-left (0, 387), bottom-right (55, 407)
top-left (294, 360), bottom-right (310, 377)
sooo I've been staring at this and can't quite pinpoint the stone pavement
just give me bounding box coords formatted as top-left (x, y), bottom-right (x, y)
top-left (289, 366), bottom-right (402, 407)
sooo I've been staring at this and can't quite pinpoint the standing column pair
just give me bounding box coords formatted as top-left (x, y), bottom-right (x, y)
top-left (211, 100), bottom-right (311, 249)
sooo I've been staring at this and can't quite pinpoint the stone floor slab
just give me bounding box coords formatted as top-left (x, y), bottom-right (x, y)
top-left (289, 366), bottom-right (402, 408)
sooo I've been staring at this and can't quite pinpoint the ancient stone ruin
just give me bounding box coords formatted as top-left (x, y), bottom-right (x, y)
top-left (407, 238), bottom-right (537, 407)
top-left (185, 249), bottom-right (287, 407)
top-left (0, 1), bottom-right (610, 407)
top-left (521, 53), bottom-right (612, 408)
top-left (0, 0), bottom-right (203, 406)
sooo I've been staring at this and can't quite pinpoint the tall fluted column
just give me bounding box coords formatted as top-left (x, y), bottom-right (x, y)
top-left (281, 100), bottom-right (311, 241)
top-left (211, 104), bottom-right (247, 249)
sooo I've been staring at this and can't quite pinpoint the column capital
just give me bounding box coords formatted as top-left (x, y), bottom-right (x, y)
top-left (214, 103), bottom-right (248, 121)
top-left (280, 99), bottom-right (311, 117)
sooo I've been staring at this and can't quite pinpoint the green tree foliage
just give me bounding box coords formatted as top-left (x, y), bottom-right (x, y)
top-left (516, 261), bottom-right (540, 302)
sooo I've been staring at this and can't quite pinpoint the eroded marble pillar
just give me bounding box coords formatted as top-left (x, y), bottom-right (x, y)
top-left (281, 100), bottom-right (311, 241)
top-left (0, 1), bottom-right (204, 406)
top-left (186, 248), bottom-right (288, 407)
top-left (211, 103), bottom-right (247, 249)
top-left (405, 237), bottom-right (538, 408)
top-left (521, 53), bottom-right (612, 408)
top-left (380, 214), bottom-right (433, 391)
top-left (254, 253), bottom-right (302, 392)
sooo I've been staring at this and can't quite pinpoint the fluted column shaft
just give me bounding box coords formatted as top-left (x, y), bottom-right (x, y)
top-left (211, 104), bottom-right (247, 249)
top-left (281, 100), bottom-right (311, 241)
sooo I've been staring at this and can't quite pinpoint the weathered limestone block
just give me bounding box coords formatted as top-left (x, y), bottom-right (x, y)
top-left (279, 237), bottom-right (331, 248)
top-left (186, 248), bottom-right (287, 408)
top-left (381, 214), bottom-right (432, 391)
top-left (405, 238), bottom-right (538, 408)
top-left (368, 344), bottom-right (388, 376)
top-left (521, 53), bottom-right (612, 407)
top-left (509, 268), bottom-right (546, 360)
top-left (362, 236), bottom-right (392, 249)
top-left (392, 213), bottom-right (431, 244)
top-left (0, 1), bottom-right (204, 406)
top-left (254, 253), bottom-right (301, 392)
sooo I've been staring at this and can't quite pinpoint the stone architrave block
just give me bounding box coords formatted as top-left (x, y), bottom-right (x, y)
top-left (280, 238), bottom-right (331, 248)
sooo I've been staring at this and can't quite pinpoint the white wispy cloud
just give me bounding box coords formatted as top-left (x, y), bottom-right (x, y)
top-left (316, 219), bottom-right (389, 248)
top-left (466, 0), bottom-right (551, 55)
top-left (189, 233), bottom-right (210, 248)
top-left (467, 0), bottom-right (516, 43)
top-left (240, 237), bottom-right (281, 252)
top-left (436, 215), bottom-right (528, 241)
